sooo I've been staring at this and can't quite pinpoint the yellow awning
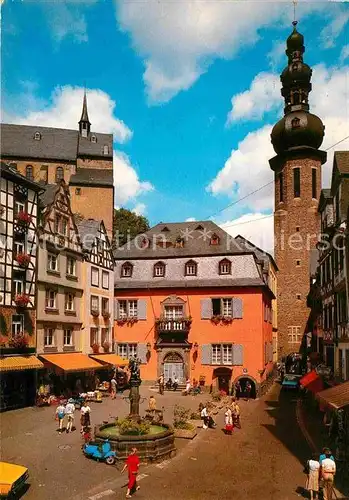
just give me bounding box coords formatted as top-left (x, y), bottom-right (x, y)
top-left (0, 356), bottom-right (44, 372)
top-left (90, 354), bottom-right (129, 367)
top-left (40, 353), bottom-right (102, 372)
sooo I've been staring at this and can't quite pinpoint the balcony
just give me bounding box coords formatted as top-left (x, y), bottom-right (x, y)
top-left (338, 322), bottom-right (349, 342)
top-left (155, 317), bottom-right (192, 334)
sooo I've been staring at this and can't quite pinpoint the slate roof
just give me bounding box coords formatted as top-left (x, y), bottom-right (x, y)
top-left (114, 277), bottom-right (266, 290)
top-left (0, 123), bottom-right (113, 161)
top-left (39, 184), bottom-right (59, 207)
top-left (234, 234), bottom-right (277, 271)
top-left (77, 219), bottom-right (101, 250)
top-left (69, 168), bottom-right (113, 187)
top-left (334, 151), bottom-right (349, 175)
top-left (114, 221), bottom-right (245, 260)
top-left (0, 161), bottom-right (42, 191)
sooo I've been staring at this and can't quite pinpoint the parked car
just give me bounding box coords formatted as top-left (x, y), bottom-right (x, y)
top-left (281, 374), bottom-right (300, 390)
top-left (0, 462), bottom-right (29, 498)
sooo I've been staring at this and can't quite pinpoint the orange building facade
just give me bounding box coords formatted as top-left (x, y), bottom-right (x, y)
top-left (114, 222), bottom-right (275, 397)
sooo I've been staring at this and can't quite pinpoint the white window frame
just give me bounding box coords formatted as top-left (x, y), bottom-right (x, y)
top-left (121, 264), bottom-right (133, 278)
top-left (164, 305), bottom-right (183, 319)
top-left (14, 201), bottom-right (25, 216)
top-left (65, 293), bottom-right (75, 312)
top-left (13, 279), bottom-right (24, 296)
top-left (101, 328), bottom-right (109, 345)
top-left (61, 217), bottom-right (68, 236)
top-left (118, 343), bottom-right (128, 358)
top-left (44, 328), bottom-right (55, 347)
top-left (118, 300), bottom-right (127, 319)
top-left (102, 297), bottom-right (109, 314)
top-left (128, 300), bottom-right (138, 318)
top-left (14, 241), bottom-right (25, 255)
top-left (288, 326), bottom-right (301, 343)
top-left (45, 289), bottom-right (56, 309)
top-left (63, 329), bottom-right (73, 346)
top-left (154, 264), bottom-right (165, 277)
top-left (12, 314), bottom-right (24, 335)
top-left (90, 328), bottom-right (98, 346)
top-left (91, 295), bottom-right (99, 312)
top-left (185, 262), bottom-right (197, 276)
top-left (102, 271), bottom-right (109, 289)
top-left (211, 344), bottom-right (222, 365)
top-left (128, 343), bottom-right (137, 358)
top-left (222, 344), bottom-right (233, 365)
top-left (66, 257), bottom-right (76, 276)
top-left (47, 253), bottom-right (59, 272)
top-left (91, 267), bottom-right (99, 287)
top-left (222, 298), bottom-right (232, 317)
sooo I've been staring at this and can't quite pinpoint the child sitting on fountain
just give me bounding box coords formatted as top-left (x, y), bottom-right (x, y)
top-left (82, 426), bottom-right (91, 444)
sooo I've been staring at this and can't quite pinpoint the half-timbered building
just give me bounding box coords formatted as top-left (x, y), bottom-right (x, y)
top-left (77, 219), bottom-right (115, 365)
top-left (0, 162), bottom-right (44, 411)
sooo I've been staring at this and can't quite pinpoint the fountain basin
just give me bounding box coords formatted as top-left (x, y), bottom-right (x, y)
top-left (94, 422), bottom-right (176, 461)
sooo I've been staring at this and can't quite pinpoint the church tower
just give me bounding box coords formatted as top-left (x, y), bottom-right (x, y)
top-left (79, 91), bottom-right (91, 138)
top-left (269, 21), bottom-right (327, 356)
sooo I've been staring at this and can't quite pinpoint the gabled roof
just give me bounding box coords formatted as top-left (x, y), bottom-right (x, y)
top-left (69, 168), bottom-right (113, 187)
top-left (0, 123), bottom-right (113, 161)
top-left (0, 161), bottom-right (43, 191)
top-left (334, 151), bottom-right (349, 175)
top-left (234, 234), bottom-right (278, 271)
top-left (77, 219), bottom-right (101, 250)
top-left (39, 184), bottom-right (59, 207)
top-left (114, 220), bottom-right (244, 259)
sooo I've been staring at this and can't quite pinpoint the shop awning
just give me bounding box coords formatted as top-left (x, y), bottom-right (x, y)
top-left (316, 381), bottom-right (349, 410)
top-left (90, 354), bottom-right (128, 367)
top-left (0, 356), bottom-right (44, 372)
top-left (300, 370), bottom-right (324, 393)
top-left (40, 353), bottom-right (102, 372)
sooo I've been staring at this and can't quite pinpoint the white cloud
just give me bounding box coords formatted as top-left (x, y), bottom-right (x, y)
top-left (212, 64), bottom-right (349, 210)
top-left (226, 72), bottom-right (280, 124)
top-left (115, 0), bottom-right (333, 104)
top-left (219, 213), bottom-right (274, 255)
top-left (185, 217), bottom-right (196, 222)
top-left (319, 10), bottom-right (349, 49)
top-left (5, 85), bottom-right (132, 144)
top-left (113, 152), bottom-right (154, 206)
top-left (132, 203), bottom-right (147, 216)
top-left (267, 41), bottom-right (286, 71)
top-left (340, 45), bottom-right (349, 63)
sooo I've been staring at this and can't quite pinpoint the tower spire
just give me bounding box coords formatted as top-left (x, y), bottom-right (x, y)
top-left (79, 89), bottom-right (91, 138)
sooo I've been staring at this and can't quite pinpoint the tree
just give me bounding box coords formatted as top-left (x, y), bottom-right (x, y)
top-left (113, 208), bottom-right (150, 247)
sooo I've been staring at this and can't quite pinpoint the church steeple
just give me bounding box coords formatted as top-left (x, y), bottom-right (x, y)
top-left (79, 90), bottom-right (91, 138)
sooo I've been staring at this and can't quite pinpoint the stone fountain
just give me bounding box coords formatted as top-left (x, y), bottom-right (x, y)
top-left (94, 357), bottom-right (176, 461)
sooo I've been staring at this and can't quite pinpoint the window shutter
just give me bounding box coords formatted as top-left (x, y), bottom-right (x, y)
top-left (269, 342), bottom-right (273, 362)
top-left (233, 298), bottom-right (243, 319)
top-left (232, 344), bottom-right (243, 365)
top-left (137, 300), bottom-right (147, 320)
top-left (200, 299), bottom-right (213, 319)
top-left (137, 343), bottom-right (147, 364)
top-left (114, 300), bottom-right (119, 319)
top-left (201, 344), bottom-right (212, 365)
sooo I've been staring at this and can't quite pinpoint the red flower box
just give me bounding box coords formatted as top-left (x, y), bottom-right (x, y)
top-left (102, 341), bottom-right (110, 353)
top-left (102, 311), bottom-right (111, 319)
top-left (91, 309), bottom-right (99, 317)
top-left (15, 253), bottom-right (31, 268)
top-left (92, 343), bottom-right (100, 354)
top-left (16, 211), bottom-right (32, 226)
top-left (14, 294), bottom-right (30, 307)
top-left (9, 333), bottom-right (29, 349)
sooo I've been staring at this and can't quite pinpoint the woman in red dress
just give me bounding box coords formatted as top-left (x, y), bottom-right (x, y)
top-left (121, 447), bottom-right (140, 498)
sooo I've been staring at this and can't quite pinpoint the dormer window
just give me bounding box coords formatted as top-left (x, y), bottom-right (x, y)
top-left (34, 132), bottom-right (41, 140)
top-left (26, 165), bottom-right (33, 181)
top-left (121, 262), bottom-right (133, 278)
top-left (219, 259), bottom-right (231, 275)
top-left (154, 261), bottom-right (166, 277)
top-left (91, 135), bottom-right (97, 143)
top-left (175, 236), bottom-right (184, 248)
top-left (210, 233), bottom-right (220, 245)
top-left (185, 260), bottom-right (197, 276)
top-left (195, 224), bottom-right (204, 231)
top-left (161, 226), bottom-right (169, 232)
top-left (103, 145), bottom-right (109, 155)
top-left (291, 117), bottom-right (300, 129)
top-left (56, 167), bottom-right (64, 182)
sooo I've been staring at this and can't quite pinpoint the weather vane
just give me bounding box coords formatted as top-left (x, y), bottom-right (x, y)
top-left (293, 0), bottom-right (298, 24)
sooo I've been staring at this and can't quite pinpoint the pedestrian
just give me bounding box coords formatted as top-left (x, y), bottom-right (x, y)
top-left (245, 380), bottom-right (252, 400)
top-left (224, 406), bottom-right (233, 434)
top-left (158, 374), bottom-right (164, 395)
top-left (305, 453), bottom-right (320, 500)
top-left (55, 400), bottom-right (66, 433)
top-left (231, 398), bottom-right (241, 429)
top-left (173, 375), bottom-right (179, 391)
top-left (319, 447), bottom-right (335, 464)
top-left (121, 447), bottom-right (140, 498)
top-left (65, 398), bottom-right (76, 433)
top-left (185, 378), bottom-right (191, 395)
top-left (235, 380), bottom-right (241, 400)
top-left (320, 450), bottom-right (336, 500)
top-left (110, 376), bottom-right (117, 400)
top-left (165, 378), bottom-right (172, 390)
top-left (201, 404), bottom-right (209, 429)
top-left (82, 426), bottom-right (91, 444)
top-left (80, 400), bottom-right (91, 430)
top-left (148, 395), bottom-right (156, 412)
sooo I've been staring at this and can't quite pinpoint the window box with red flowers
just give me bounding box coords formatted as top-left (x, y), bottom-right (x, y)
top-left (102, 311), bottom-right (111, 320)
top-left (222, 316), bottom-right (233, 324)
top-left (16, 211), bottom-right (32, 227)
top-left (127, 317), bottom-right (138, 325)
top-left (91, 309), bottom-right (99, 317)
top-left (102, 341), bottom-right (110, 353)
top-left (117, 318), bottom-right (127, 326)
top-left (210, 315), bottom-right (221, 325)
top-left (15, 253), bottom-right (31, 268)
top-left (9, 333), bottom-right (29, 349)
top-left (92, 343), bottom-right (100, 354)
top-left (14, 294), bottom-right (30, 308)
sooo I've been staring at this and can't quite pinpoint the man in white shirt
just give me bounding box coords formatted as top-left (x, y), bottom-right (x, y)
top-left (321, 451), bottom-right (336, 500)
top-left (65, 399), bottom-right (75, 433)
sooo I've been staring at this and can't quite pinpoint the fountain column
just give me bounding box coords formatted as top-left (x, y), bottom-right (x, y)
top-left (128, 357), bottom-right (142, 420)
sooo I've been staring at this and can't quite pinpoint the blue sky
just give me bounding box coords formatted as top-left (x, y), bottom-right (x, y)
top-left (2, 0), bottom-right (349, 251)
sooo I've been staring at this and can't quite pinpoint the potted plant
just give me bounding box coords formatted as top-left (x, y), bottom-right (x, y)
top-left (9, 333), bottom-right (29, 349)
top-left (92, 343), bottom-right (100, 354)
top-left (102, 341), bottom-right (110, 353)
top-left (15, 253), bottom-right (31, 268)
top-left (211, 315), bottom-right (221, 325)
top-left (128, 317), bottom-right (138, 325)
top-left (102, 311), bottom-right (110, 319)
top-left (222, 316), bottom-right (233, 324)
top-left (117, 318), bottom-right (127, 326)
top-left (14, 294), bottom-right (30, 308)
top-left (16, 211), bottom-right (32, 226)
top-left (91, 309), bottom-right (99, 317)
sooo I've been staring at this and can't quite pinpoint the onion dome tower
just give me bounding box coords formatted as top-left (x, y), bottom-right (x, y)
top-left (269, 22), bottom-right (327, 357)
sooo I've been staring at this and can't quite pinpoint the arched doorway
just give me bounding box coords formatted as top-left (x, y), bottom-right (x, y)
top-left (235, 376), bottom-right (257, 399)
top-left (213, 367), bottom-right (232, 394)
top-left (163, 352), bottom-right (185, 384)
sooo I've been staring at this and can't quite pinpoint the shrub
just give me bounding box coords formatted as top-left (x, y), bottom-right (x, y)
top-left (211, 391), bottom-right (222, 402)
top-left (173, 404), bottom-right (191, 429)
top-left (190, 411), bottom-right (201, 420)
top-left (117, 418), bottom-right (150, 436)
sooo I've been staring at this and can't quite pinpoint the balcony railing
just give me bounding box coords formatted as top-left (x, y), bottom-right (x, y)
top-left (155, 317), bottom-right (192, 333)
top-left (338, 321), bottom-right (349, 341)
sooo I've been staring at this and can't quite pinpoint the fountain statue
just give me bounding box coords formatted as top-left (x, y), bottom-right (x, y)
top-left (128, 356), bottom-right (142, 419)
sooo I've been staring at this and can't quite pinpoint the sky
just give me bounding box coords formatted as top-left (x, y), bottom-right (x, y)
top-left (1, 0), bottom-right (349, 253)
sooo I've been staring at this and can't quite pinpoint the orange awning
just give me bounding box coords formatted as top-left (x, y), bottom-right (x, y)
top-left (40, 353), bottom-right (102, 372)
top-left (316, 381), bottom-right (349, 410)
top-left (90, 354), bottom-right (128, 367)
top-left (300, 370), bottom-right (323, 394)
top-left (0, 356), bottom-right (44, 372)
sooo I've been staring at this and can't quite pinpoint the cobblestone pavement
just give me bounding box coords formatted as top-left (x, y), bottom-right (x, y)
top-left (1, 384), bottom-right (334, 500)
